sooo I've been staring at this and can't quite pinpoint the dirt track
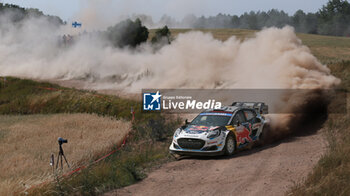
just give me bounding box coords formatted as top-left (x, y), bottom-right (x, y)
top-left (106, 132), bottom-right (326, 196)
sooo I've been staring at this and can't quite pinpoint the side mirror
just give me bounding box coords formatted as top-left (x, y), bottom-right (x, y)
top-left (185, 119), bottom-right (189, 125)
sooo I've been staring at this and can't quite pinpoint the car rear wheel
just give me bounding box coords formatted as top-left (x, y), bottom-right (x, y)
top-left (259, 124), bottom-right (270, 145)
top-left (224, 134), bottom-right (236, 156)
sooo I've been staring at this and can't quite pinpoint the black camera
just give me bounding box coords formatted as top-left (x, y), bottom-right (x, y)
top-left (58, 137), bottom-right (68, 145)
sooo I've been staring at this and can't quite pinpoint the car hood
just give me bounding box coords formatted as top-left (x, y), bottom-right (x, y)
top-left (182, 125), bottom-right (220, 135)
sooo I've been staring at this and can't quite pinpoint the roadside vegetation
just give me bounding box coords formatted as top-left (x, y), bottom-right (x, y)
top-left (28, 116), bottom-right (180, 195)
top-left (0, 77), bottom-right (181, 195)
top-left (0, 77), bottom-right (138, 119)
top-left (288, 61), bottom-right (350, 195)
top-left (0, 114), bottom-right (130, 195)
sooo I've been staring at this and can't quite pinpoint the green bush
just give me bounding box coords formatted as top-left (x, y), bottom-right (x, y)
top-left (151, 25), bottom-right (171, 45)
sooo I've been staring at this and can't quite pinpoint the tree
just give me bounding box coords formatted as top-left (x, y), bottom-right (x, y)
top-left (319, 0), bottom-right (350, 20)
top-left (106, 18), bottom-right (149, 48)
top-left (318, 0), bottom-right (350, 35)
top-left (292, 10), bottom-right (308, 32)
top-left (151, 25), bottom-right (171, 44)
top-left (245, 11), bottom-right (258, 29)
top-left (231, 15), bottom-right (240, 27)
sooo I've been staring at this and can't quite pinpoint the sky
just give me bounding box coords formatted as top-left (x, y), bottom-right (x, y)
top-left (1, 0), bottom-right (329, 21)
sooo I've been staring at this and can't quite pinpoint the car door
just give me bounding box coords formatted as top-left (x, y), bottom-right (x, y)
top-left (243, 109), bottom-right (261, 138)
top-left (232, 110), bottom-right (252, 146)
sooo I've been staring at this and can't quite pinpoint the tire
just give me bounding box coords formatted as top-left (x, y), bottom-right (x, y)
top-left (259, 124), bottom-right (270, 145)
top-left (170, 153), bottom-right (183, 161)
top-left (223, 133), bottom-right (236, 156)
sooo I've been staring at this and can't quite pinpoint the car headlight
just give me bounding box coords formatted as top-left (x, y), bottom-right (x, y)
top-left (174, 128), bottom-right (182, 138)
top-left (207, 129), bottom-right (221, 139)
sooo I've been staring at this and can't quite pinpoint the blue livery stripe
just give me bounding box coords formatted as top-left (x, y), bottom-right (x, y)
top-left (200, 112), bottom-right (232, 117)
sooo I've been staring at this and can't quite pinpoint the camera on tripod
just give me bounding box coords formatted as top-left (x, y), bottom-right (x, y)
top-left (58, 137), bottom-right (68, 145)
top-left (56, 137), bottom-right (70, 169)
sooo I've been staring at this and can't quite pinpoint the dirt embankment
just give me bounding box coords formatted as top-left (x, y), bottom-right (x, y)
top-left (106, 132), bottom-right (326, 196)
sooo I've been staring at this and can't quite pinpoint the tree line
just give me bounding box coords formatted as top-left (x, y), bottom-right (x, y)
top-left (185, 0), bottom-right (350, 36)
top-left (148, 0), bottom-right (350, 37)
top-left (2, 0), bottom-right (350, 41)
top-left (0, 3), bottom-right (63, 25)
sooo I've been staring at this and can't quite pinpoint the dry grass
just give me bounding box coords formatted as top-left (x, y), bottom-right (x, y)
top-left (287, 61), bottom-right (350, 195)
top-left (0, 113), bottom-right (130, 195)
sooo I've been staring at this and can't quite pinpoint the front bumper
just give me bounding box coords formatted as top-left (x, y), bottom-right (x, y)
top-left (169, 132), bottom-right (227, 156)
top-left (170, 149), bottom-right (224, 156)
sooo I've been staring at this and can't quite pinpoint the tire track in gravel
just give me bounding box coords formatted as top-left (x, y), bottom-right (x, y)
top-left (106, 132), bottom-right (326, 196)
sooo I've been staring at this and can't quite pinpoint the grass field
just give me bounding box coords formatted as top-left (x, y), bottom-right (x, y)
top-left (0, 77), bottom-right (179, 195)
top-left (0, 114), bottom-right (130, 195)
top-left (28, 116), bottom-right (180, 195)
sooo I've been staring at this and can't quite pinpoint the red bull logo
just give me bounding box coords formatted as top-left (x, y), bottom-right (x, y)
top-left (236, 128), bottom-right (252, 144)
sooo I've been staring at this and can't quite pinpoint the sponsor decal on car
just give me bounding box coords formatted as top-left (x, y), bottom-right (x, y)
top-left (236, 127), bottom-right (253, 144)
top-left (187, 125), bottom-right (209, 131)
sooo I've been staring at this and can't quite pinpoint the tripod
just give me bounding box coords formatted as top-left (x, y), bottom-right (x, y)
top-left (56, 143), bottom-right (70, 169)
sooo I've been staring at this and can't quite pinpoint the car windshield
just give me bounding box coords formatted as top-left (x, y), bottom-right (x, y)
top-left (190, 113), bottom-right (231, 126)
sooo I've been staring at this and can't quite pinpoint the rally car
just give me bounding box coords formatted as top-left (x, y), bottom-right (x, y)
top-left (169, 102), bottom-right (268, 156)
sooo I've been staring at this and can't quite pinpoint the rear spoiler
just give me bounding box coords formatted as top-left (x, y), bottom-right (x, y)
top-left (232, 102), bottom-right (268, 115)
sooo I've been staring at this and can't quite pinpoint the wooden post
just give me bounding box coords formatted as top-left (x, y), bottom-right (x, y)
top-left (131, 107), bottom-right (135, 122)
top-left (50, 154), bottom-right (55, 174)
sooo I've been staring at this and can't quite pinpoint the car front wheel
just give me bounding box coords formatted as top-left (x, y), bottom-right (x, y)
top-left (224, 133), bottom-right (236, 156)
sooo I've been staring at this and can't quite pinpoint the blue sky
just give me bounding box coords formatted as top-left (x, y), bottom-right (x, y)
top-left (1, 0), bottom-right (329, 21)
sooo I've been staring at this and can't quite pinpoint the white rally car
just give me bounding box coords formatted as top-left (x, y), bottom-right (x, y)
top-left (169, 102), bottom-right (268, 156)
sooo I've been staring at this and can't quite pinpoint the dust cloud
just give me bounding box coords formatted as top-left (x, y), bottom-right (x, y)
top-left (0, 12), bottom-right (340, 139)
